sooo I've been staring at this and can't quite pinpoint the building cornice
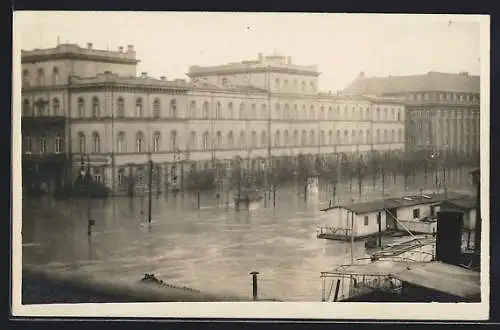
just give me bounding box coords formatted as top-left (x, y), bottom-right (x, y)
top-left (188, 66), bottom-right (321, 78)
top-left (22, 52), bottom-right (140, 65)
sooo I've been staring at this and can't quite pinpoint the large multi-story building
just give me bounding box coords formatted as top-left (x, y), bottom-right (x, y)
top-left (344, 71), bottom-right (480, 156)
top-left (21, 42), bottom-right (406, 195)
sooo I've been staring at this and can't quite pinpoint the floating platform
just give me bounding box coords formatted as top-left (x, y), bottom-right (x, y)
top-left (316, 227), bottom-right (405, 242)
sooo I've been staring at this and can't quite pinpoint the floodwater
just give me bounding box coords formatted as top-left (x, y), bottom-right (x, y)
top-left (21, 168), bottom-right (475, 301)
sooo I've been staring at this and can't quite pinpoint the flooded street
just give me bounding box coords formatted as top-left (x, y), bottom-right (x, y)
top-left (21, 169), bottom-right (475, 301)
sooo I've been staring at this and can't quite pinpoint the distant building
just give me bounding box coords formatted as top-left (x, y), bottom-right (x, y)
top-left (21, 43), bottom-right (406, 194)
top-left (344, 71), bottom-right (480, 156)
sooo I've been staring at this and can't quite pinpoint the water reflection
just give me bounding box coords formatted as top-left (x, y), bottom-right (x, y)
top-left (21, 171), bottom-right (474, 301)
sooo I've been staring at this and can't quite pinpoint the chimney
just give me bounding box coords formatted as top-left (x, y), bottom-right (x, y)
top-left (118, 46), bottom-right (124, 52)
top-left (359, 71), bottom-right (365, 78)
top-left (127, 45), bottom-right (134, 53)
top-left (160, 76), bottom-right (166, 81)
top-left (87, 42), bottom-right (93, 50)
top-left (258, 53), bottom-right (264, 63)
top-left (141, 72), bottom-right (148, 79)
top-left (435, 210), bottom-right (464, 266)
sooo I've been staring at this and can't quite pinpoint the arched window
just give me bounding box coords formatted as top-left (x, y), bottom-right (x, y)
top-left (383, 108), bottom-right (388, 120)
top-left (260, 131), bottom-right (267, 147)
top-left (397, 110), bottom-right (401, 121)
top-left (36, 98), bottom-right (47, 116)
top-left (22, 69), bottom-right (29, 87)
top-left (352, 130), bottom-right (356, 144)
top-left (227, 131), bottom-right (234, 149)
top-left (320, 106), bottom-right (325, 120)
top-left (78, 132), bottom-right (85, 153)
top-left (391, 129), bottom-right (396, 142)
top-left (52, 66), bottom-right (59, 85)
top-left (214, 102), bottom-right (221, 119)
top-left (203, 101), bottom-right (209, 119)
top-left (383, 129), bottom-right (388, 142)
top-left (189, 101), bottom-right (196, 118)
top-left (22, 99), bottom-right (31, 117)
top-left (309, 130), bottom-right (315, 145)
top-left (189, 131), bottom-right (197, 150)
top-left (320, 130), bottom-right (325, 145)
top-left (117, 168), bottom-right (126, 186)
top-left (54, 136), bottom-right (62, 153)
top-left (92, 132), bottom-right (100, 153)
top-left (283, 130), bottom-right (289, 146)
top-left (170, 130), bottom-right (178, 151)
top-left (366, 108), bottom-right (370, 120)
top-left (328, 107), bottom-right (333, 120)
top-left (284, 104), bottom-right (290, 120)
top-left (328, 131), bottom-right (333, 145)
top-left (292, 104), bottom-right (298, 119)
top-left (136, 132), bottom-right (145, 152)
top-left (92, 97), bottom-right (100, 118)
top-left (251, 104), bottom-right (257, 119)
top-left (251, 131), bottom-right (258, 148)
top-left (153, 99), bottom-right (161, 119)
top-left (153, 131), bottom-right (161, 152)
top-left (39, 137), bottom-right (47, 154)
top-left (301, 105), bottom-right (307, 119)
top-left (366, 130), bottom-right (371, 144)
top-left (398, 128), bottom-right (403, 142)
top-left (202, 131), bottom-right (210, 150)
top-left (274, 130), bottom-right (281, 147)
top-left (239, 103), bottom-right (245, 120)
top-left (275, 103), bottom-right (281, 119)
top-left (293, 130), bottom-right (299, 146)
top-left (52, 98), bottom-right (60, 116)
top-left (344, 130), bottom-right (349, 144)
top-left (36, 68), bottom-right (45, 86)
top-left (391, 108), bottom-right (395, 121)
top-left (376, 107), bottom-right (380, 120)
top-left (336, 130), bottom-right (341, 144)
top-left (301, 130), bottom-right (307, 145)
top-left (117, 131), bottom-right (126, 153)
top-left (301, 81), bottom-right (306, 92)
top-left (215, 131), bottom-right (222, 150)
top-left (170, 99), bottom-right (177, 118)
top-left (261, 104), bottom-right (267, 119)
top-left (359, 130), bottom-right (364, 144)
top-left (117, 97), bottom-right (125, 118)
top-left (136, 98), bottom-right (143, 117)
top-left (228, 102), bottom-right (234, 119)
top-left (238, 131), bottom-right (246, 148)
top-left (376, 129), bottom-right (380, 143)
top-left (309, 106), bottom-right (315, 120)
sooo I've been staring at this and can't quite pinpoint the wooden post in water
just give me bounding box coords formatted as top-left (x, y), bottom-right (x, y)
top-left (333, 279), bottom-right (341, 302)
top-left (273, 183), bottom-right (276, 208)
top-left (350, 210), bottom-right (355, 264)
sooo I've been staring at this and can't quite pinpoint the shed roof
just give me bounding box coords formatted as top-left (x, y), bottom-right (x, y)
top-left (324, 261), bottom-right (480, 299)
top-left (440, 197), bottom-right (477, 210)
top-left (391, 261), bottom-right (480, 299)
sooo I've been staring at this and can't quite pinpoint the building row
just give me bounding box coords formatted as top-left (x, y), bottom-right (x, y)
top-left (21, 42), bottom-right (405, 194)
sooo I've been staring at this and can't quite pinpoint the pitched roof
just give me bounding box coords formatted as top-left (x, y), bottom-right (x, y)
top-left (344, 72), bottom-right (480, 95)
top-left (441, 197), bottom-right (477, 210)
top-left (321, 191), bottom-right (469, 215)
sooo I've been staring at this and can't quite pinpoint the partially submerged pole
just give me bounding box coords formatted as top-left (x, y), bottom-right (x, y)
top-left (350, 210), bottom-right (355, 264)
top-left (148, 160), bottom-right (153, 224)
top-left (250, 271), bottom-right (259, 301)
top-left (377, 211), bottom-right (382, 248)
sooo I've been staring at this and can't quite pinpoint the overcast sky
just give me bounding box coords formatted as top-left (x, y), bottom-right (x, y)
top-left (15, 12), bottom-right (482, 92)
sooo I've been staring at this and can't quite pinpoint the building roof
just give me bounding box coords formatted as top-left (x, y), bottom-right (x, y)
top-left (390, 261), bottom-right (480, 299)
top-left (344, 71), bottom-right (480, 95)
top-left (324, 260), bottom-right (480, 300)
top-left (440, 197), bottom-right (477, 210)
top-left (321, 191), bottom-right (469, 215)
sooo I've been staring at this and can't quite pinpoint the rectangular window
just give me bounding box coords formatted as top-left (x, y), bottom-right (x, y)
top-left (24, 137), bottom-right (32, 154)
top-left (54, 136), bottom-right (62, 154)
top-left (430, 205), bottom-right (436, 217)
top-left (364, 216), bottom-right (369, 226)
top-left (39, 137), bottom-right (47, 154)
top-left (413, 208), bottom-right (420, 219)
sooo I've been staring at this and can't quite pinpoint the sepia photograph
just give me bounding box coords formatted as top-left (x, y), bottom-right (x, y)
top-left (11, 12), bottom-right (489, 320)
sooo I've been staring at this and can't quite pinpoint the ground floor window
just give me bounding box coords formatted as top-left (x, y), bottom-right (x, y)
top-left (364, 216), bottom-right (369, 226)
top-left (93, 168), bottom-right (102, 183)
top-left (413, 208), bottom-right (420, 219)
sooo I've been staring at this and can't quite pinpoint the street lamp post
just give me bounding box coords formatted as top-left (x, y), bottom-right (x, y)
top-left (80, 154), bottom-right (95, 237)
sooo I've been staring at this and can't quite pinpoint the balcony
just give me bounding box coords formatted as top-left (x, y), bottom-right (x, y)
top-left (23, 152), bottom-right (68, 165)
top-left (22, 116), bottom-right (67, 133)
